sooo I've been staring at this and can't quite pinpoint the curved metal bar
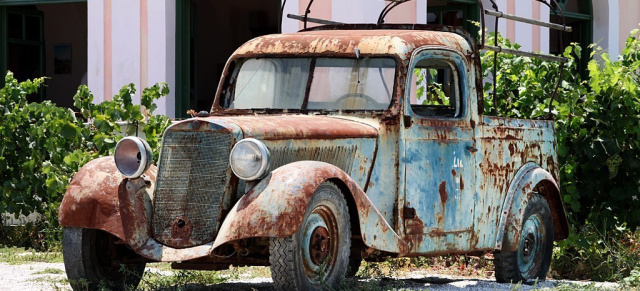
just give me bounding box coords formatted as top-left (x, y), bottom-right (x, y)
top-left (378, 0), bottom-right (410, 25)
top-left (489, 0), bottom-right (499, 115)
top-left (545, 0), bottom-right (566, 119)
top-left (477, 0), bottom-right (486, 49)
top-left (303, 0), bottom-right (316, 30)
top-left (377, 1), bottom-right (396, 25)
top-left (279, 0), bottom-right (287, 33)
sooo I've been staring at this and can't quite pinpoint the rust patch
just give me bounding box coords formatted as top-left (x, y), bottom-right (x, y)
top-left (439, 181), bottom-right (448, 204)
top-left (429, 229), bottom-right (446, 236)
top-left (451, 169), bottom-right (457, 176)
top-left (170, 216), bottom-right (194, 242)
top-left (508, 143), bottom-right (515, 156)
top-left (403, 208), bottom-right (424, 236)
top-left (204, 115), bottom-right (379, 140)
top-left (59, 156), bottom-right (158, 243)
top-left (460, 176), bottom-right (465, 190)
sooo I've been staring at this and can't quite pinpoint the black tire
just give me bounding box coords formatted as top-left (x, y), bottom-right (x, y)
top-left (269, 182), bottom-right (351, 290)
top-left (345, 256), bottom-right (362, 278)
top-left (494, 193), bottom-right (554, 283)
top-left (63, 227), bottom-right (146, 291)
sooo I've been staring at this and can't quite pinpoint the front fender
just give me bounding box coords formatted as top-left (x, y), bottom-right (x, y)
top-left (212, 161), bottom-right (409, 254)
top-left (59, 156), bottom-right (216, 262)
top-left (58, 156), bottom-right (154, 241)
top-left (495, 162), bottom-right (569, 251)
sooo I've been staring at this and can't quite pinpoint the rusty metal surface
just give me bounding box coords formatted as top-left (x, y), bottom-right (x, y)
top-left (264, 137), bottom-right (376, 190)
top-left (229, 28), bottom-right (472, 61)
top-left (153, 129), bottom-right (233, 248)
top-left (211, 161), bottom-right (409, 254)
top-left (399, 48), bottom-right (480, 254)
top-left (474, 115), bottom-right (566, 250)
top-left (59, 155), bottom-right (218, 262)
top-left (205, 115), bottom-right (379, 140)
top-left (58, 156), bottom-right (156, 242)
top-left (269, 145), bottom-right (356, 174)
top-left (496, 164), bottom-right (567, 251)
top-left (333, 115), bottom-right (401, 232)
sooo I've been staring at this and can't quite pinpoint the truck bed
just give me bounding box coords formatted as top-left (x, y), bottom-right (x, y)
top-left (473, 115), bottom-right (558, 249)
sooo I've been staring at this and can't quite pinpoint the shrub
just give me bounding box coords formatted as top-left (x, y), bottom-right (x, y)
top-left (552, 221), bottom-right (640, 281)
top-left (482, 28), bottom-right (640, 281)
top-left (483, 29), bottom-right (640, 229)
top-left (0, 72), bottom-right (171, 249)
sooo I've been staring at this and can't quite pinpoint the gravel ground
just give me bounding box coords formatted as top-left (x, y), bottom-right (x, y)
top-left (0, 262), bottom-right (619, 291)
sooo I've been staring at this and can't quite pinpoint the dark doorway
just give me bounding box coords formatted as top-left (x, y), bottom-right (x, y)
top-left (4, 6), bottom-right (44, 101)
top-left (549, 0), bottom-right (592, 78)
top-left (176, 0), bottom-right (280, 117)
top-left (0, 1), bottom-right (87, 108)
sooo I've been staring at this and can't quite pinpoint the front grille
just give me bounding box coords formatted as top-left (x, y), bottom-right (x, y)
top-left (153, 130), bottom-right (232, 248)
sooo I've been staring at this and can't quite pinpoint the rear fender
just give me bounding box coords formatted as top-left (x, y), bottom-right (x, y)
top-left (212, 161), bottom-right (409, 254)
top-left (495, 162), bottom-right (569, 251)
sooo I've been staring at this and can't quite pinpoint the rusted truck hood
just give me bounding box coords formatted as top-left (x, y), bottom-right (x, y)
top-left (202, 114), bottom-right (379, 140)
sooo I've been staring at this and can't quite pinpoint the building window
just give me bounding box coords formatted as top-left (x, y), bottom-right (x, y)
top-left (550, 0), bottom-right (592, 78)
top-left (426, 0), bottom-right (479, 36)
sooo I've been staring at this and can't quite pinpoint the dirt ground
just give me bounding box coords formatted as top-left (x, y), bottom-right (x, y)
top-left (0, 261), bottom-right (619, 291)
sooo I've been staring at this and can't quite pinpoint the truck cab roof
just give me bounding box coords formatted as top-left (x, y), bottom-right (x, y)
top-left (231, 24), bottom-right (475, 61)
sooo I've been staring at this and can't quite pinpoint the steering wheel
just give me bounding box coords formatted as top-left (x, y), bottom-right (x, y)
top-left (334, 93), bottom-right (380, 110)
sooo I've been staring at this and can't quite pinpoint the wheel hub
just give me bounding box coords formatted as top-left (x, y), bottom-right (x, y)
top-left (309, 226), bottom-right (331, 265)
top-left (517, 213), bottom-right (544, 279)
top-left (522, 233), bottom-right (536, 262)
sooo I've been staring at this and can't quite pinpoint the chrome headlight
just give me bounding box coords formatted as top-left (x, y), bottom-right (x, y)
top-left (114, 136), bottom-right (153, 178)
top-left (229, 138), bottom-right (270, 181)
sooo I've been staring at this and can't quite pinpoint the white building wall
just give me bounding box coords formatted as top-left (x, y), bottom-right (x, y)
top-left (87, 0), bottom-right (105, 103)
top-left (148, 0), bottom-right (176, 118)
top-left (87, 0), bottom-right (176, 117)
top-left (332, 0), bottom-right (384, 24)
top-left (282, 0), bottom-right (300, 33)
top-left (540, 4), bottom-right (550, 54)
top-left (617, 0), bottom-right (640, 56)
top-left (86, 0), bottom-right (634, 117)
top-left (112, 0), bottom-right (141, 103)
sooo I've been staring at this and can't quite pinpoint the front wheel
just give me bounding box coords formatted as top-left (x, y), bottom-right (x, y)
top-left (63, 227), bottom-right (146, 291)
top-left (494, 193), bottom-right (554, 283)
top-left (269, 182), bottom-right (351, 290)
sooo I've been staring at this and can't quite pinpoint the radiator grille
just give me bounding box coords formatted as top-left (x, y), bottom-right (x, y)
top-left (153, 130), bottom-right (232, 247)
top-left (269, 145), bottom-right (356, 175)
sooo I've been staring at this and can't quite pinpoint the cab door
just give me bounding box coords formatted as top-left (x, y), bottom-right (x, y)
top-left (401, 48), bottom-right (477, 254)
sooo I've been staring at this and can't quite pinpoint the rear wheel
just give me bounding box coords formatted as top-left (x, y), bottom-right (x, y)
top-left (63, 227), bottom-right (146, 291)
top-left (494, 193), bottom-right (554, 283)
top-left (269, 182), bottom-right (351, 290)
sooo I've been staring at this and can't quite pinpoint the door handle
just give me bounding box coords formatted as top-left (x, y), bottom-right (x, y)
top-left (466, 146), bottom-right (478, 153)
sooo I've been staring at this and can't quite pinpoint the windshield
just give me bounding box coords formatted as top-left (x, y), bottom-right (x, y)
top-left (222, 57), bottom-right (396, 110)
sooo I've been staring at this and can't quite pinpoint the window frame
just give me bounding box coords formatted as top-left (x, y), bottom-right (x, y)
top-left (219, 56), bottom-right (399, 112)
top-left (405, 47), bottom-right (468, 121)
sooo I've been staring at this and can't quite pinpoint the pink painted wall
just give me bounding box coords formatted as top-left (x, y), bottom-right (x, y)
top-left (299, 0), bottom-right (331, 29)
top-left (385, 1), bottom-right (416, 24)
top-left (618, 0), bottom-right (640, 52)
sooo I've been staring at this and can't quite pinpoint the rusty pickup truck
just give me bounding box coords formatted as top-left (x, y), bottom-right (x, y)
top-left (59, 24), bottom-right (568, 290)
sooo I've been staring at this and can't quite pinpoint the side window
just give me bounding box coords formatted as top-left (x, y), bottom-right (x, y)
top-left (409, 59), bottom-right (460, 118)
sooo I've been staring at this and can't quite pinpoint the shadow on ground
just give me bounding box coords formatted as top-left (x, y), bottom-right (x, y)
top-left (143, 275), bottom-right (587, 291)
